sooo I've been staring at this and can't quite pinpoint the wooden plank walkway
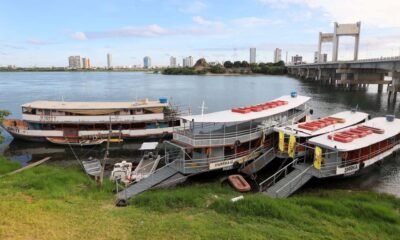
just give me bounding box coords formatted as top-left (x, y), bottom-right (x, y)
top-left (0, 157), bottom-right (51, 178)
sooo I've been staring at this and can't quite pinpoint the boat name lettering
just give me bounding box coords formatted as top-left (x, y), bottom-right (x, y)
top-left (336, 163), bottom-right (360, 175)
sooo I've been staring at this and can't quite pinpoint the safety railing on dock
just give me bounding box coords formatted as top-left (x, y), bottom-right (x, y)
top-left (258, 158), bottom-right (301, 192)
top-left (174, 110), bottom-right (308, 147)
top-left (166, 143), bottom-right (272, 174)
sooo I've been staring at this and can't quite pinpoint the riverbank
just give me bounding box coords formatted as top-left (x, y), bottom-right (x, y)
top-left (0, 156), bottom-right (399, 240)
top-left (0, 67), bottom-right (152, 72)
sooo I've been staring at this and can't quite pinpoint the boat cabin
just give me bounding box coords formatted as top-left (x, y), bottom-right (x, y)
top-left (164, 95), bottom-right (311, 175)
top-left (305, 116), bottom-right (400, 177)
top-left (273, 110), bottom-right (369, 159)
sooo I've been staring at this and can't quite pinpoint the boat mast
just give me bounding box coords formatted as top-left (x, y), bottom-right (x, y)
top-left (99, 116), bottom-right (112, 187)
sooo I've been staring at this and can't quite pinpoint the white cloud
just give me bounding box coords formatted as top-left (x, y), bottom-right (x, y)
top-left (113, 24), bottom-right (168, 37)
top-left (258, 0), bottom-right (400, 28)
top-left (192, 16), bottom-right (224, 28)
top-left (179, 1), bottom-right (206, 13)
top-left (71, 32), bottom-right (88, 41)
top-left (232, 17), bottom-right (283, 27)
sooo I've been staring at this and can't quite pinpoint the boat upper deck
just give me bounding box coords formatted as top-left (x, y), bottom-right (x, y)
top-left (274, 111), bottom-right (369, 138)
top-left (21, 99), bottom-right (168, 110)
top-left (180, 95), bottom-right (310, 123)
top-left (308, 117), bottom-right (400, 151)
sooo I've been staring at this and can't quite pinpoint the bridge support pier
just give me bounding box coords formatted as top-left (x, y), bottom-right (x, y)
top-left (388, 72), bottom-right (400, 103)
top-left (337, 68), bottom-right (389, 92)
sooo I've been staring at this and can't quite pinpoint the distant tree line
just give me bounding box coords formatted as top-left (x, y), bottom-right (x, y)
top-left (162, 58), bottom-right (286, 75)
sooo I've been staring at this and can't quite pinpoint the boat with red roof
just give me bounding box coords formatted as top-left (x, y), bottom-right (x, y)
top-left (273, 110), bottom-right (369, 159)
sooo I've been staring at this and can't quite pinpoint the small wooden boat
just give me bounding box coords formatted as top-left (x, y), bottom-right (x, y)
top-left (46, 137), bottom-right (109, 146)
top-left (228, 174), bottom-right (251, 192)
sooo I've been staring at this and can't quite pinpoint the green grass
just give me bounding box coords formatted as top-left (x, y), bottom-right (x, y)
top-left (0, 156), bottom-right (21, 175)
top-left (0, 155), bottom-right (399, 240)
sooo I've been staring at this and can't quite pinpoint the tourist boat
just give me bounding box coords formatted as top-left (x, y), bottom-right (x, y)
top-left (306, 116), bottom-right (400, 178)
top-left (163, 94), bottom-right (311, 175)
top-left (115, 93), bottom-right (312, 205)
top-left (273, 110), bottom-right (369, 159)
top-left (2, 98), bottom-right (186, 143)
top-left (258, 115), bottom-right (400, 199)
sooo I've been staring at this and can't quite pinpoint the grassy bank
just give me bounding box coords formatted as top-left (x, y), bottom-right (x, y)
top-left (0, 156), bottom-right (399, 240)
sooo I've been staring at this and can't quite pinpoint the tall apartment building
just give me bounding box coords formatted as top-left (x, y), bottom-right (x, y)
top-left (68, 56), bottom-right (82, 69)
top-left (169, 56), bottom-right (177, 67)
top-left (274, 48), bottom-right (282, 63)
top-left (143, 56), bottom-right (151, 69)
top-left (82, 57), bottom-right (91, 69)
top-left (182, 56), bottom-right (193, 67)
top-left (249, 48), bottom-right (256, 63)
top-left (107, 53), bottom-right (112, 69)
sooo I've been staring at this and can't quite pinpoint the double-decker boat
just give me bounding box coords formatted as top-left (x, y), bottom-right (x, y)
top-left (273, 110), bottom-right (369, 159)
top-left (260, 115), bottom-right (400, 198)
top-left (116, 94), bottom-right (311, 205)
top-left (307, 116), bottom-right (400, 177)
top-left (2, 98), bottom-right (185, 144)
top-left (164, 94), bottom-right (311, 175)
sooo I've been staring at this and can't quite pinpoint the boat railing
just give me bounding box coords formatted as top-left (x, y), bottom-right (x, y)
top-left (173, 127), bottom-right (264, 147)
top-left (258, 158), bottom-right (301, 192)
top-left (317, 141), bottom-right (399, 176)
top-left (172, 144), bottom-right (270, 173)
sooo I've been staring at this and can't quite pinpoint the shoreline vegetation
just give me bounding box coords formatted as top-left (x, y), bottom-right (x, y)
top-left (162, 58), bottom-right (287, 75)
top-left (0, 155), bottom-right (399, 239)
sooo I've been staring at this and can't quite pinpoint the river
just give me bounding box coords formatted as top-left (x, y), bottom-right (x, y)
top-left (0, 72), bottom-right (399, 196)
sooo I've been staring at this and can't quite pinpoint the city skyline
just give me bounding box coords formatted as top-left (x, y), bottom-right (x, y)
top-left (1, 0), bottom-right (400, 67)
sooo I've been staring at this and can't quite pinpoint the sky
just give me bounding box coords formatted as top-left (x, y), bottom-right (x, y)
top-left (0, 0), bottom-right (399, 67)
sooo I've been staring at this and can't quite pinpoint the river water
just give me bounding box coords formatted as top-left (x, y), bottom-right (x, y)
top-left (0, 72), bottom-right (399, 196)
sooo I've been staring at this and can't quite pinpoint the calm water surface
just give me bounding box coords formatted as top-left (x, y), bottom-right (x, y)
top-left (0, 72), bottom-right (399, 196)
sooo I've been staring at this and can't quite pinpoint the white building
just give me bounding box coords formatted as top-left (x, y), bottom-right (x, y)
top-left (249, 48), bottom-right (256, 63)
top-left (321, 53), bottom-right (328, 63)
top-left (291, 55), bottom-right (303, 65)
top-left (183, 56), bottom-right (193, 67)
top-left (274, 48), bottom-right (282, 63)
top-left (68, 56), bottom-right (82, 69)
top-left (107, 53), bottom-right (112, 69)
top-left (82, 57), bottom-right (90, 69)
top-left (314, 52), bottom-right (328, 63)
top-left (169, 56), bottom-right (177, 67)
top-left (143, 56), bottom-right (151, 69)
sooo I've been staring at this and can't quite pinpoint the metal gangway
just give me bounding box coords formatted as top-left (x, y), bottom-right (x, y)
top-left (240, 147), bottom-right (276, 176)
top-left (258, 158), bottom-right (313, 198)
top-left (115, 160), bottom-right (184, 206)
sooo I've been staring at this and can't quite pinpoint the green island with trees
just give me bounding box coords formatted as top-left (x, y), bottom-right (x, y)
top-left (162, 58), bottom-right (287, 75)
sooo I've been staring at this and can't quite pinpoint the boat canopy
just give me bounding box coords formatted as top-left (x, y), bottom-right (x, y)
top-left (308, 117), bottom-right (400, 151)
top-left (274, 111), bottom-right (369, 138)
top-left (180, 95), bottom-right (311, 123)
top-left (21, 99), bottom-right (168, 110)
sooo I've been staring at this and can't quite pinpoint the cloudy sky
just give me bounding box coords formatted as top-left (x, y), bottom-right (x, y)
top-left (0, 0), bottom-right (399, 67)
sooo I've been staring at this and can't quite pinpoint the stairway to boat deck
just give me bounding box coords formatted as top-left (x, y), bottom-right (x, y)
top-left (116, 162), bottom-right (180, 206)
top-left (240, 148), bottom-right (275, 176)
top-left (260, 160), bottom-right (313, 198)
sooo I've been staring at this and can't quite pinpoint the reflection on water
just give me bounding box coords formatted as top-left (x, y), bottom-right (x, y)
top-left (0, 72), bottom-right (399, 196)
